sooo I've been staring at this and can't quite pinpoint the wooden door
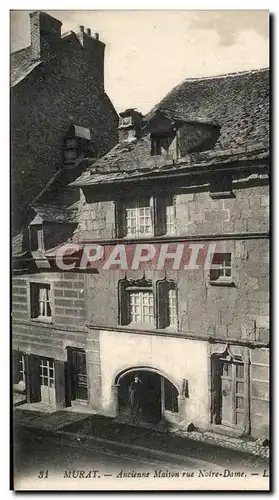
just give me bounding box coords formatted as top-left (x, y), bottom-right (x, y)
top-left (40, 358), bottom-right (56, 406)
top-left (70, 349), bottom-right (88, 401)
top-left (220, 360), bottom-right (245, 430)
top-left (221, 361), bottom-right (233, 426)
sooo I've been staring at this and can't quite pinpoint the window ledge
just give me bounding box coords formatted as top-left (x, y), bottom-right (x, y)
top-left (31, 316), bottom-right (53, 324)
top-left (127, 322), bottom-right (156, 330)
top-left (210, 191), bottom-right (235, 200)
top-left (209, 280), bottom-right (236, 287)
top-left (123, 234), bottom-right (154, 239)
top-left (164, 325), bottom-right (178, 332)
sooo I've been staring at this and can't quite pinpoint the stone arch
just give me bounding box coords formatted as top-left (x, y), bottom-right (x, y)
top-left (114, 364), bottom-right (180, 394)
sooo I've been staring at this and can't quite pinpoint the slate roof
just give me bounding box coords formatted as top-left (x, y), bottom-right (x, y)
top-left (31, 204), bottom-right (78, 224)
top-left (12, 232), bottom-right (25, 257)
top-left (71, 144), bottom-right (269, 187)
top-left (10, 46), bottom-right (41, 87)
top-left (148, 68), bottom-right (269, 150)
top-left (72, 68), bottom-right (269, 187)
top-left (10, 31), bottom-right (86, 87)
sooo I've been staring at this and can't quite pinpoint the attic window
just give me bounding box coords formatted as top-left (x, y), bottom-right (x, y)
top-left (151, 136), bottom-right (162, 156)
top-left (210, 174), bottom-right (235, 199)
top-left (29, 225), bottom-right (44, 251)
top-left (150, 132), bottom-right (176, 157)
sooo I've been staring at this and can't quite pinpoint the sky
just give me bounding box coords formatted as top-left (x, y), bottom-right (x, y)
top-left (10, 10), bottom-right (269, 114)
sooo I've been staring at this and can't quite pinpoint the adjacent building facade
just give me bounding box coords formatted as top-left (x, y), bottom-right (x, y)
top-left (12, 66), bottom-right (270, 440)
top-left (11, 10), bottom-right (118, 231)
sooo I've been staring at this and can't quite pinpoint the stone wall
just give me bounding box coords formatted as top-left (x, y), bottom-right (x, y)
top-left (98, 329), bottom-right (209, 427)
top-left (11, 39), bottom-right (118, 230)
top-left (12, 272), bottom-right (88, 360)
top-left (76, 181), bottom-right (269, 240)
top-left (83, 236), bottom-right (269, 344)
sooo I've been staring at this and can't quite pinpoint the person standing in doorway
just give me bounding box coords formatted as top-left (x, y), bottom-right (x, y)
top-left (128, 374), bottom-right (143, 423)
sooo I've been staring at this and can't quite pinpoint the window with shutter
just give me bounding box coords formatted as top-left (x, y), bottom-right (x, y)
top-left (117, 197), bottom-right (154, 238)
top-left (30, 283), bottom-right (52, 321)
top-left (117, 195), bottom-right (175, 238)
top-left (119, 278), bottom-right (154, 326)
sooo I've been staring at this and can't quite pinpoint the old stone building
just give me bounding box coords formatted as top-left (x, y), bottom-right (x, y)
top-left (11, 10), bottom-right (118, 231)
top-left (12, 67), bottom-right (269, 440)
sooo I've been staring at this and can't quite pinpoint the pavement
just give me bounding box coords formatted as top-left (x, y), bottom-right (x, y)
top-left (13, 407), bottom-right (269, 469)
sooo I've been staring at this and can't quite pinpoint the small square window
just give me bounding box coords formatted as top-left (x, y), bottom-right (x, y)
top-left (120, 116), bottom-right (132, 127)
top-left (209, 253), bottom-right (232, 285)
top-left (30, 283), bottom-right (52, 321)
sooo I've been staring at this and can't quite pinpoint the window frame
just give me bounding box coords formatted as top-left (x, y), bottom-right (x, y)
top-left (118, 278), bottom-right (178, 330)
top-left (129, 288), bottom-right (154, 325)
top-left (120, 116), bottom-right (133, 127)
top-left (30, 282), bottom-right (52, 323)
top-left (116, 194), bottom-right (176, 238)
top-left (40, 358), bottom-right (55, 388)
top-left (209, 252), bottom-right (234, 287)
top-left (124, 197), bottom-right (154, 238)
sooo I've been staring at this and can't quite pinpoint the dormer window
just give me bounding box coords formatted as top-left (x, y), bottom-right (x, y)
top-left (29, 224), bottom-right (44, 251)
top-left (150, 132), bottom-right (176, 157)
top-left (151, 136), bottom-right (162, 156)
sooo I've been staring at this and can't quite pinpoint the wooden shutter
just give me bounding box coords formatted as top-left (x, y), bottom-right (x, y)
top-left (115, 200), bottom-right (126, 238)
top-left (25, 354), bottom-right (41, 403)
top-left (157, 280), bottom-right (169, 329)
top-left (154, 194), bottom-right (167, 236)
top-left (30, 283), bottom-right (39, 318)
top-left (118, 282), bottom-right (130, 325)
top-left (54, 360), bottom-right (66, 409)
top-left (13, 350), bottom-right (21, 384)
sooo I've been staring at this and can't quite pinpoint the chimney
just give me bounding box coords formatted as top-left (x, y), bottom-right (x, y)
top-left (118, 109), bottom-right (143, 143)
top-left (29, 11), bottom-right (62, 62)
top-left (76, 28), bottom-right (105, 90)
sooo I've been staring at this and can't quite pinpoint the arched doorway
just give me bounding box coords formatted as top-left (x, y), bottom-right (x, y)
top-left (115, 367), bottom-right (179, 425)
